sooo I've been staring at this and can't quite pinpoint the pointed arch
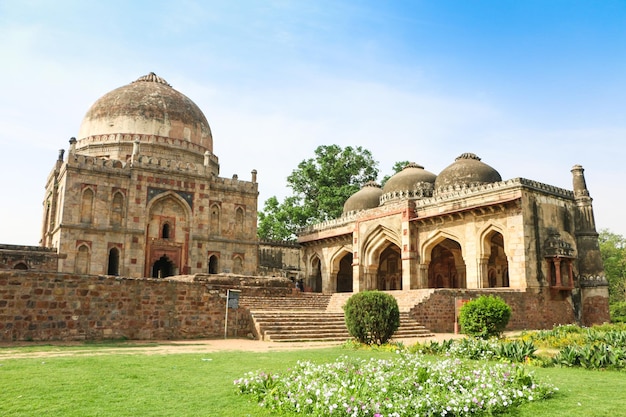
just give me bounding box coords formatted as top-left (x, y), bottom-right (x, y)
top-left (232, 255), bottom-right (243, 274)
top-left (330, 247), bottom-right (353, 293)
top-left (80, 187), bottom-right (95, 223)
top-left (420, 230), bottom-right (463, 264)
top-left (161, 222), bottom-right (172, 239)
top-left (107, 246), bottom-right (120, 275)
top-left (146, 191), bottom-right (192, 239)
top-left (309, 253), bottom-right (323, 293)
top-left (110, 191), bottom-right (125, 227)
top-left (75, 244), bottom-right (91, 274)
top-left (208, 254), bottom-right (219, 274)
top-left (145, 192), bottom-right (191, 277)
top-left (421, 231), bottom-right (465, 289)
top-left (210, 203), bottom-right (221, 236)
top-left (478, 223), bottom-right (509, 288)
top-left (235, 206), bottom-right (245, 236)
top-left (152, 255), bottom-right (174, 278)
top-left (361, 224), bottom-right (402, 266)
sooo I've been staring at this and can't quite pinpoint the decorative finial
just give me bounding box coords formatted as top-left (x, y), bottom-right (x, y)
top-left (455, 153), bottom-right (481, 161)
top-left (362, 181), bottom-right (381, 188)
top-left (132, 72), bottom-right (172, 87)
top-left (403, 162), bottom-right (425, 170)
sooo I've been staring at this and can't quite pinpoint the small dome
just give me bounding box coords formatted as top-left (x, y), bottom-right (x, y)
top-left (382, 162), bottom-right (437, 195)
top-left (77, 73), bottom-right (213, 160)
top-left (343, 181), bottom-right (382, 214)
top-left (434, 153), bottom-right (501, 191)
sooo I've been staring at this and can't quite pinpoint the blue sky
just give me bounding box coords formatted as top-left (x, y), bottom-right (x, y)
top-left (1, 0), bottom-right (625, 245)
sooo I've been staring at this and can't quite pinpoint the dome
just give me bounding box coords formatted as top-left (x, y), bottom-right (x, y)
top-left (381, 162), bottom-right (437, 196)
top-left (434, 153), bottom-right (501, 191)
top-left (76, 73), bottom-right (213, 161)
top-left (343, 181), bottom-right (383, 214)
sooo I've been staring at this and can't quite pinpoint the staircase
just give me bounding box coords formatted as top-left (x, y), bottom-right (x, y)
top-left (243, 291), bottom-right (434, 342)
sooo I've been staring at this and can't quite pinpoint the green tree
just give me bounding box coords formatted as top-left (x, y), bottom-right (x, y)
top-left (598, 229), bottom-right (626, 304)
top-left (258, 145), bottom-right (379, 241)
top-left (380, 160), bottom-right (410, 186)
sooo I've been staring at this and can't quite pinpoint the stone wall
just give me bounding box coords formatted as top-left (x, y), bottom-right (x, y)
top-left (0, 271), bottom-right (292, 342)
top-left (409, 288), bottom-right (579, 333)
top-left (0, 245), bottom-right (60, 272)
top-left (257, 241), bottom-right (303, 279)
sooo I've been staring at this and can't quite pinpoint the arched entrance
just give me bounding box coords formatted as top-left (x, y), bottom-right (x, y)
top-left (428, 238), bottom-right (465, 288)
top-left (152, 255), bottom-right (174, 278)
top-left (376, 244), bottom-right (402, 290)
top-left (208, 255), bottom-right (219, 274)
top-left (107, 247), bottom-right (120, 275)
top-left (311, 256), bottom-right (322, 293)
top-left (336, 253), bottom-right (353, 293)
top-left (485, 231), bottom-right (509, 287)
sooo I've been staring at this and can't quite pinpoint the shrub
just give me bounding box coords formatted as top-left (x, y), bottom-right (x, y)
top-left (343, 291), bottom-right (400, 345)
top-left (610, 301), bottom-right (626, 323)
top-left (459, 295), bottom-right (511, 339)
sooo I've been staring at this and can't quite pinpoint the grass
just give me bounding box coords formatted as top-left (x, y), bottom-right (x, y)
top-left (0, 344), bottom-right (625, 416)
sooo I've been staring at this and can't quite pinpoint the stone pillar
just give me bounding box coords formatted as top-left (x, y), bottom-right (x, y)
top-left (352, 262), bottom-right (361, 293)
top-left (464, 256), bottom-right (479, 289)
top-left (417, 263), bottom-right (429, 289)
top-left (571, 165), bottom-right (609, 324)
top-left (131, 138), bottom-right (140, 165)
top-left (68, 137), bottom-right (77, 156)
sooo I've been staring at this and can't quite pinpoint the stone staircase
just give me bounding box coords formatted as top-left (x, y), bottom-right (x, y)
top-left (240, 293), bottom-right (332, 311)
top-left (244, 290), bottom-right (434, 342)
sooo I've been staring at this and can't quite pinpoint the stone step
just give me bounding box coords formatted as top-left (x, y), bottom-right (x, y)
top-left (253, 309), bottom-right (432, 342)
top-left (241, 294), bottom-right (332, 311)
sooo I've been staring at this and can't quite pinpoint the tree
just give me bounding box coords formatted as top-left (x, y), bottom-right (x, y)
top-left (380, 160), bottom-right (410, 186)
top-left (598, 229), bottom-right (626, 304)
top-left (258, 145), bottom-right (379, 241)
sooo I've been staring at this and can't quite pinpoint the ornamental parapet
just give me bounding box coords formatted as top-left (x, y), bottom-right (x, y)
top-left (77, 134), bottom-right (214, 159)
top-left (414, 178), bottom-right (573, 208)
top-left (379, 182), bottom-right (434, 204)
top-left (298, 212), bottom-right (359, 234)
top-left (579, 275), bottom-right (609, 287)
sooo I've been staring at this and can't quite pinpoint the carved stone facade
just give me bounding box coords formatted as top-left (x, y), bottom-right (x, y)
top-left (40, 73), bottom-right (259, 278)
top-left (298, 155), bottom-right (609, 324)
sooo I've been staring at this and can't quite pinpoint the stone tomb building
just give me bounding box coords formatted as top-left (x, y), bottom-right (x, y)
top-left (298, 155), bottom-right (608, 324)
top-left (40, 73), bottom-right (259, 278)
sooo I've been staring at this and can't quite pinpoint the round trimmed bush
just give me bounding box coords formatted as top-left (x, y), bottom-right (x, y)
top-left (343, 291), bottom-right (400, 345)
top-left (459, 295), bottom-right (512, 339)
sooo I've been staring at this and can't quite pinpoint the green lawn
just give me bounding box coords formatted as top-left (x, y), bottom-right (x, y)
top-left (0, 344), bottom-right (624, 416)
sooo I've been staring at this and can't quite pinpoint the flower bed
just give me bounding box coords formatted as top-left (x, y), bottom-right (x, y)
top-left (235, 353), bottom-right (556, 416)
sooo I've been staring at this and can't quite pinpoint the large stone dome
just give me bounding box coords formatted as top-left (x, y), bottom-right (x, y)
top-left (380, 162), bottom-right (436, 203)
top-left (434, 153), bottom-right (501, 191)
top-left (343, 181), bottom-right (383, 214)
top-left (76, 73), bottom-right (213, 162)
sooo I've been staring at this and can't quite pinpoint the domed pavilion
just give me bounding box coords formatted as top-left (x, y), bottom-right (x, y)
top-left (42, 73), bottom-right (259, 278)
top-left (298, 152), bottom-right (606, 307)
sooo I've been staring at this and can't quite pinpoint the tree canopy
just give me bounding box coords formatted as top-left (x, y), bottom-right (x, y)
top-left (599, 229), bottom-right (626, 304)
top-left (258, 145), bottom-right (379, 241)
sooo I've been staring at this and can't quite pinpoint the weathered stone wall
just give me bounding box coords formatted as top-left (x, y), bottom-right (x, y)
top-left (409, 288), bottom-right (580, 333)
top-left (580, 285), bottom-right (611, 326)
top-left (258, 241), bottom-right (303, 279)
top-left (0, 271), bottom-right (291, 342)
top-left (0, 245), bottom-right (60, 272)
